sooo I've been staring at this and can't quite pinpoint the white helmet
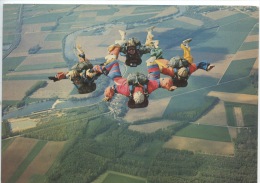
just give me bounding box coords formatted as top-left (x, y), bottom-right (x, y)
top-left (133, 91), bottom-right (145, 104)
top-left (177, 67), bottom-right (189, 78)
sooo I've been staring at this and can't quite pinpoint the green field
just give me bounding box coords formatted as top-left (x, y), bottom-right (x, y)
top-left (2, 57), bottom-right (26, 75)
top-left (220, 58), bottom-right (256, 83)
top-left (175, 124), bottom-right (231, 142)
top-left (102, 171), bottom-right (146, 183)
top-left (23, 12), bottom-right (66, 24)
top-left (240, 41), bottom-right (259, 51)
top-left (162, 89), bottom-right (218, 121)
top-left (132, 5), bottom-right (168, 14)
top-left (225, 102), bottom-right (258, 127)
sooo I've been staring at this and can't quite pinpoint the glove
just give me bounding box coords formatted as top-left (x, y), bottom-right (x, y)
top-left (207, 64), bottom-right (215, 71)
top-left (48, 76), bottom-right (58, 82)
top-left (103, 97), bottom-right (111, 102)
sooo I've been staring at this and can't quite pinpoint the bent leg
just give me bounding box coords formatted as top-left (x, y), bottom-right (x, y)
top-left (180, 43), bottom-right (193, 64)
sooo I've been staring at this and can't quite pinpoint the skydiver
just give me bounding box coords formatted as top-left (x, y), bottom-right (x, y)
top-left (48, 45), bottom-right (98, 94)
top-left (86, 57), bottom-right (176, 108)
top-left (106, 26), bottom-right (158, 67)
top-left (151, 38), bottom-right (215, 87)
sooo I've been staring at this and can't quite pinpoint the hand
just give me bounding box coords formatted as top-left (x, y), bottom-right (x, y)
top-left (207, 64), bottom-right (215, 71)
top-left (103, 97), bottom-right (111, 102)
top-left (86, 69), bottom-right (96, 78)
top-left (48, 76), bottom-right (58, 82)
top-left (169, 86), bottom-right (177, 91)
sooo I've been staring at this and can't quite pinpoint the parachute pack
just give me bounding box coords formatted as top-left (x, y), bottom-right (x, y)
top-left (127, 72), bottom-right (149, 87)
top-left (169, 56), bottom-right (190, 68)
top-left (127, 72), bottom-right (149, 106)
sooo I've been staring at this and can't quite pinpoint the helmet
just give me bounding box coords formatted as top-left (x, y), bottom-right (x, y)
top-left (177, 67), bottom-right (189, 79)
top-left (78, 53), bottom-right (85, 60)
top-left (133, 91), bottom-right (145, 104)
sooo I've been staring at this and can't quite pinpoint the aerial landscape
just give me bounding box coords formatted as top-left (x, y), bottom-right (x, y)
top-left (1, 4), bottom-right (258, 183)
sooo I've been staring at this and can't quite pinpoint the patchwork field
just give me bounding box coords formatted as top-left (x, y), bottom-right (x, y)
top-left (164, 136), bottom-right (234, 156)
top-left (128, 120), bottom-right (176, 133)
top-left (191, 53), bottom-right (234, 79)
top-left (6, 67), bottom-right (68, 76)
top-left (30, 80), bottom-right (74, 99)
top-left (208, 91), bottom-right (258, 105)
top-left (123, 97), bottom-right (171, 123)
top-left (2, 137), bottom-right (39, 183)
top-left (93, 171), bottom-right (147, 183)
top-left (195, 100), bottom-right (227, 126)
top-left (233, 49), bottom-right (258, 60)
top-left (9, 32), bottom-right (49, 57)
top-left (203, 10), bottom-right (238, 20)
top-left (244, 35), bottom-right (259, 42)
top-left (18, 52), bottom-right (64, 65)
top-left (17, 141), bottom-right (66, 183)
top-left (3, 80), bottom-right (39, 100)
top-left (22, 23), bottom-right (55, 33)
top-left (175, 16), bottom-right (204, 26)
top-left (8, 117), bottom-right (39, 132)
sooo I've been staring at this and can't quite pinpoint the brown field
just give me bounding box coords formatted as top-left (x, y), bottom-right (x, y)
top-left (2, 137), bottom-right (39, 183)
top-left (228, 127), bottom-right (238, 139)
top-left (234, 107), bottom-right (244, 127)
top-left (18, 52), bottom-right (64, 66)
top-left (23, 23), bottom-right (55, 34)
top-left (123, 97), bottom-right (171, 123)
top-left (195, 100), bottom-right (227, 126)
top-left (208, 91), bottom-right (258, 105)
top-left (203, 10), bottom-right (238, 20)
top-left (244, 35), bottom-right (259, 42)
top-left (76, 25), bottom-right (126, 59)
top-left (250, 57), bottom-right (258, 75)
top-left (17, 141), bottom-right (66, 183)
top-left (30, 80), bottom-right (74, 99)
top-left (128, 120), bottom-right (177, 133)
top-left (40, 40), bottom-right (62, 50)
top-left (233, 49), bottom-right (258, 60)
top-left (8, 117), bottom-right (39, 132)
top-left (3, 80), bottom-right (39, 100)
top-left (249, 11), bottom-right (259, 19)
top-left (6, 67), bottom-right (68, 76)
top-left (153, 6), bottom-right (178, 18)
top-left (163, 136), bottom-right (234, 156)
top-left (175, 16), bottom-right (204, 26)
top-left (76, 5), bottom-right (111, 12)
top-left (9, 32), bottom-right (49, 57)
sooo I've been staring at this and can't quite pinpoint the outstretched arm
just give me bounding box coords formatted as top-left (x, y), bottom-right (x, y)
top-left (189, 62), bottom-right (215, 74)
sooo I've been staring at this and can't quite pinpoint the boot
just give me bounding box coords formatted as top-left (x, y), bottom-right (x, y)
top-left (147, 26), bottom-right (155, 32)
top-left (48, 76), bottom-right (58, 82)
top-left (182, 38), bottom-right (192, 47)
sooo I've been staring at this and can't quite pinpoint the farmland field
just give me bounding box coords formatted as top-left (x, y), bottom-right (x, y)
top-left (17, 141), bottom-right (66, 183)
top-left (164, 136), bottom-right (234, 156)
top-left (2, 137), bottom-right (39, 183)
top-left (2, 80), bottom-right (39, 100)
top-left (128, 120), bottom-right (177, 133)
top-left (175, 124), bottom-right (231, 142)
top-left (2, 5), bottom-right (258, 183)
top-left (101, 171), bottom-right (146, 183)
